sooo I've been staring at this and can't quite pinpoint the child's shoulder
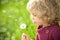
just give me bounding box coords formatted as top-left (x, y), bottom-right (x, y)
top-left (49, 23), bottom-right (60, 33)
top-left (49, 23), bottom-right (60, 39)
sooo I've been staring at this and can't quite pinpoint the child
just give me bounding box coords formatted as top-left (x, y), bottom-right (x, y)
top-left (22, 0), bottom-right (60, 40)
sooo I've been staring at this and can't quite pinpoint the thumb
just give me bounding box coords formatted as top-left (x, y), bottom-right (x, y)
top-left (22, 33), bottom-right (30, 40)
top-left (22, 33), bottom-right (27, 39)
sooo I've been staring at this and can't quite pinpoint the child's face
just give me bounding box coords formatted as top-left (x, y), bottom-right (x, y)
top-left (30, 14), bottom-right (44, 26)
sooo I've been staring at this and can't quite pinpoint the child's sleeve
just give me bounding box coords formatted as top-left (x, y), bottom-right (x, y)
top-left (52, 28), bottom-right (60, 40)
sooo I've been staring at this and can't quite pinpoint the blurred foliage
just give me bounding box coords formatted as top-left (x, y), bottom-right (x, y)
top-left (0, 0), bottom-right (37, 40)
top-left (0, 32), bottom-right (7, 40)
top-left (0, 0), bottom-right (60, 40)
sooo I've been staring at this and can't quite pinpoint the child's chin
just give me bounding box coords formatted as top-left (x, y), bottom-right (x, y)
top-left (36, 24), bottom-right (42, 26)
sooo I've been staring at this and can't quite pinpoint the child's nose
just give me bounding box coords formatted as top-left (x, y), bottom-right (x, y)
top-left (32, 17), bottom-right (36, 21)
top-left (32, 18), bottom-right (37, 22)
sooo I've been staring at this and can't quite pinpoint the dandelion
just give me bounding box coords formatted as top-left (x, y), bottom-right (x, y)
top-left (20, 23), bottom-right (26, 29)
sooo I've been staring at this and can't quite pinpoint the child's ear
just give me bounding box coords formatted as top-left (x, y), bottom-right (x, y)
top-left (48, 17), bottom-right (51, 20)
top-left (44, 16), bottom-right (48, 20)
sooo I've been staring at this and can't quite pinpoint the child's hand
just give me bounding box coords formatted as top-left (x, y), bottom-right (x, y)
top-left (22, 33), bottom-right (30, 40)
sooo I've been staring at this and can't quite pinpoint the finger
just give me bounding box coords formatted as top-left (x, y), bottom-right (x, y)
top-left (22, 33), bottom-right (28, 40)
top-left (22, 33), bottom-right (30, 40)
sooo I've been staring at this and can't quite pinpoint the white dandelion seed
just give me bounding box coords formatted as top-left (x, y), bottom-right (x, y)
top-left (20, 23), bottom-right (26, 29)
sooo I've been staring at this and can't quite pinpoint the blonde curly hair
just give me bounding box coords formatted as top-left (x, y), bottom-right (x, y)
top-left (27, 0), bottom-right (60, 24)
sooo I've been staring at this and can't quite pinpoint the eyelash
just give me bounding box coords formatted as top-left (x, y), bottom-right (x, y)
top-left (34, 15), bottom-right (37, 16)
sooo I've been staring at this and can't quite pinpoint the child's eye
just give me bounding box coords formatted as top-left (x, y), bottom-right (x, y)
top-left (34, 15), bottom-right (37, 16)
top-left (31, 13), bottom-right (37, 17)
top-left (33, 14), bottom-right (37, 16)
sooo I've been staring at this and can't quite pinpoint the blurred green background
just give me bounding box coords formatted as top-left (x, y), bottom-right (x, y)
top-left (0, 0), bottom-right (60, 40)
top-left (0, 0), bottom-right (36, 40)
